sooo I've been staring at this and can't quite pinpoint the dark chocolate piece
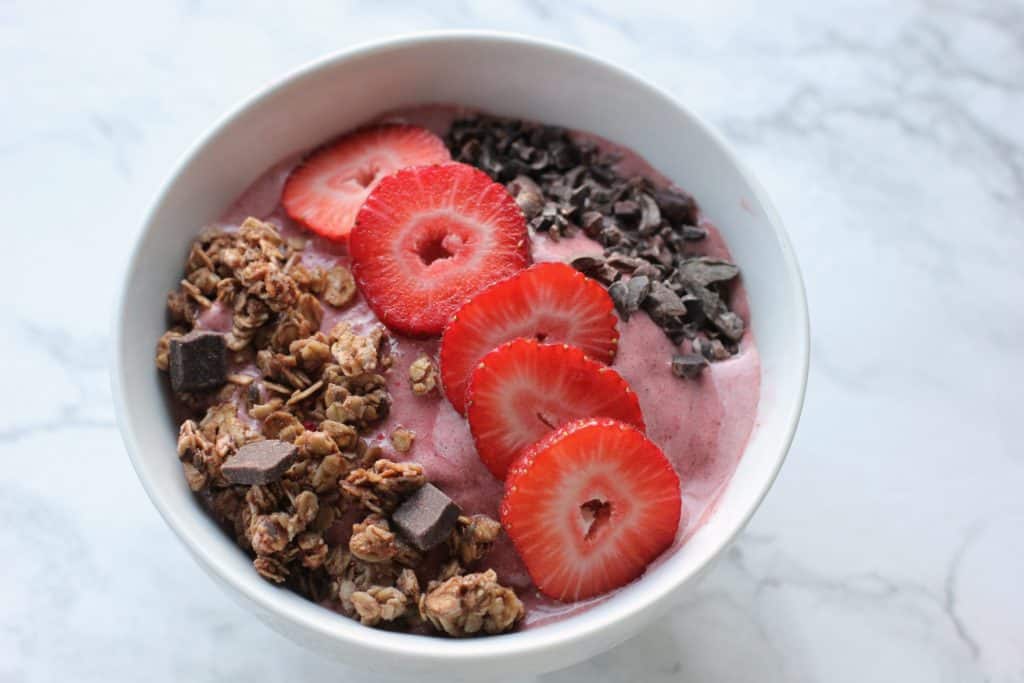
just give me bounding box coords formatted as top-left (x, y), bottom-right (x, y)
top-left (613, 200), bottom-right (640, 220)
top-left (677, 257), bottom-right (740, 287)
top-left (654, 188), bottom-right (698, 226)
top-left (643, 280), bottom-right (688, 322)
top-left (609, 275), bottom-right (651, 321)
top-left (391, 483), bottom-right (462, 552)
top-left (608, 281), bottom-right (630, 319)
top-left (508, 175), bottom-right (545, 220)
top-left (570, 256), bottom-right (619, 285)
top-left (625, 275), bottom-right (652, 314)
top-left (714, 310), bottom-right (746, 342)
top-left (671, 353), bottom-right (708, 379)
top-left (221, 439), bottom-right (297, 486)
top-left (168, 330), bottom-right (227, 393)
top-left (637, 194), bottom-right (662, 235)
top-left (443, 114), bottom-right (747, 376)
top-left (681, 224), bottom-right (708, 241)
top-left (606, 253), bottom-right (645, 273)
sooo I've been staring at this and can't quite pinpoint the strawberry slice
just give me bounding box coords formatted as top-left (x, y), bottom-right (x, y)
top-left (501, 418), bottom-right (682, 602)
top-left (466, 339), bottom-right (644, 479)
top-left (282, 124), bottom-right (450, 241)
top-left (440, 262), bottom-right (619, 415)
top-left (349, 162), bottom-right (530, 336)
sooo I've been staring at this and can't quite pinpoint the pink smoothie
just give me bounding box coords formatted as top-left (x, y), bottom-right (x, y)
top-left (205, 105), bottom-right (761, 628)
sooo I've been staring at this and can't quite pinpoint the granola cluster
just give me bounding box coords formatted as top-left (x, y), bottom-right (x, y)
top-left (158, 217), bottom-right (522, 636)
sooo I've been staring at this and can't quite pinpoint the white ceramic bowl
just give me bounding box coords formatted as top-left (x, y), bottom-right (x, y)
top-left (113, 31), bottom-right (808, 678)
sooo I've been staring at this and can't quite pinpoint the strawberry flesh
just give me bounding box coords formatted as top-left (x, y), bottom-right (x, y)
top-left (501, 418), bottom-right (682, 602)
top-left (440, 262), bottom-right (619, 414)
top-left (466, 339), bottom-right (644, 479)
top-left (282, 124), bottom-right (450, 242)
top-left (349, 162), bottom-right (530, 337)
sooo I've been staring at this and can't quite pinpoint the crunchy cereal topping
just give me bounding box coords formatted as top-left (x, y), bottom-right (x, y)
top-left (408, 355), bottom-right (438, 395)
top-left (390, 427), bottom-right (415, 453)
top-left (351, 586), bottom-right (408, 626)
top-left (349, 514), bottom-right (398, 563)
top-left (155, 328), bottom-right (184, 371)
top-left (450, 514), bottom-right (503, 566)
top-left (322, 266), bottom-right (357, 308)
top-left (330, 323), bottom-right (384, 377)
top-left (397, 568), bottom-right (420, 602)
top-left (419, 570), bottom-right (524, 637)
top-left (320, 420), bottom-right (358, 451)
top-left (159, 216), bottom-right (528, 636)
top-left (341, 459), bottom-right (426, 514)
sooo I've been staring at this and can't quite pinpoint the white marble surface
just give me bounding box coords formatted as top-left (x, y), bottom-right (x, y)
top-left (2, 1), bottom-right (1022, 681)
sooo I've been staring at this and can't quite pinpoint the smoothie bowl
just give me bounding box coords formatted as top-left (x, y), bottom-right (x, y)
top-left (113, 33), bottom-right (808, 676)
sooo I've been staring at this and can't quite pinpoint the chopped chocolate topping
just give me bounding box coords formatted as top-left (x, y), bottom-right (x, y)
top-left (677, 257), bottom-right (741, 287)
top-left (221, 439), bottom-right (297, 485)
top-left (671, 353), bottom-right (708, 379)
top-left (168, 330), bottom-right (227, 393)
top-left (653, 187), bottom-right (698, 226)
top-left (391, 483), bottom-right (462, 552)
top-left (447, 114), bottom-right (746, 377)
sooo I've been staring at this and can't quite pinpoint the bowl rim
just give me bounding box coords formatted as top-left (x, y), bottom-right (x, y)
top-left (112, 29), bottom-right (809, 661)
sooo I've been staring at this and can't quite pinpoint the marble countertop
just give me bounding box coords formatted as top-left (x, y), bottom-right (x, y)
top-left (2, 1), bottom-right (1022, 681)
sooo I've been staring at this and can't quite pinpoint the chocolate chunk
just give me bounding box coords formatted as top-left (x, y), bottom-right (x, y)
top-left (599, 224), bottom-right (624, 247)
top-left (221, 439), bottom-right (297, 485)
top-left (637, 194), bottom-right (661, 235)
top-left (606, 253), bottom-right (645, 273)
top-left (391, 483), bottom-right (462, 551)
top-left (626, 275), bottom-right (652, 313)
top-left (550, 142), bottom-right (580, 170)
top-left (608, 281), bottom-right (630, 319)
top-left (638, 245), bottom-right (674, 268)
top-left (515, 190), bottom-right (545, 220)
top-left (508, 174), bottom-right (542, 197)
top-left (613, 200), bottom-right (640, 221)
top-left (168, 330), bottom-right (227, 393)
top-left (714, 310), bottom-right (746, 342)
top-left (443, 114), bottom-right (748, 379)
top-left (654, 188), bottom-right (698, 226)
top-left (694, 336), bottom-right (731, 361)
top-left (687, 282), bottom-right (724, 321)
top-left (609, 275), bottom-right (651, 321)
top-left (581, 211), bottom-right (604, 237)
top-left (632, 262), bottom-right (662, 279)
top-left (570, 256), bottom-right (618, 284)
top-left (671, 353), bottom-right (708, 379)
top-left (678, 257), bottom-right (740, 287)
top-left (570, 256), bottom-right (603, 273)
top-left (681, 224), bottom-right (707, 241)
top-left (643, 280), bottom-right (688, 323)
top-left (508, 175), bottom-right (546, 220)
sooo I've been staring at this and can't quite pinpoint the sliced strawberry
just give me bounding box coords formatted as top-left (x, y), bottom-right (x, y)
top-left (440, 262), bottom-right (619, 415)
top-left (501, 418), bottom-right (682, 602)
top-left (349, 162), bottom-right (530, 336)
top-left (282, 124), bottom-right (450, 241)
top-left (466, 339), bottom-right (644, 479)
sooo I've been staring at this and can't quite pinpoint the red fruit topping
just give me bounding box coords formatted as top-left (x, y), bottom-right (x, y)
top-left (349, 162), bottom-right (530, 337)
top-left (440, 262), bottom-right (619, 414)
top-left (501, 418), bottom-right (682, 602)
top-left (466, 339), bottom-right (644, 479)
top-left (282, 124), bottom-right (450, 241)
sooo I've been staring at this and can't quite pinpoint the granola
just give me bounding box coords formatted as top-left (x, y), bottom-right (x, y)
top-left (419, 570), bottom-right (525, 637)
top-left (408, 355), bottom-right (438, 395)
top-left (157, 217), bottom-right (521, 637)
top-left (390, 427), bottom-right (415, 453)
